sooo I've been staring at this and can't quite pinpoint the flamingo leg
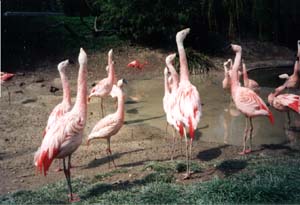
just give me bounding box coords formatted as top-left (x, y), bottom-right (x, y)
top-left (170, 127), bottom-right (176, 161)
top-left (106, 138), bottom-right (116, 168)
top-left (100, 98), bottom-right (105, 118)
top-left (4, 86), bottom-right (11, 105)
top-left (246, 118), bottom-right (253, 154)
top-left (63, 156), bottom-right (79, 202)
top-left (239, 117), bottom-right (249, 155)
top-left (287, 111), bottom-right (291, 128)
top-left (165, 122), bottom-right (169, 138)
top-left (183, 127), bottom-right (190, 179)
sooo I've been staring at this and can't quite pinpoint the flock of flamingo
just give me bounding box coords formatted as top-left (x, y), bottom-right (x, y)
top-left (1, 28), bottom-right (300, 202)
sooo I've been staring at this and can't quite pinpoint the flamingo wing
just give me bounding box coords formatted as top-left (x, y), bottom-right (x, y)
top-left (35, 112), bottom-right (84, 175)
top-left (88, 113), bottom-right (121, 140)
top-left (90, 78), bottom-right (112, 97)
top-left (277, 94), bottom-right (300, 113)
top-left (235, 87), bottom-right (274, 124)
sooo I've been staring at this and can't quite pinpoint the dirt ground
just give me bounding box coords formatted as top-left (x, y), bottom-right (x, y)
top-left (0, 42), bottom-right (296, 195)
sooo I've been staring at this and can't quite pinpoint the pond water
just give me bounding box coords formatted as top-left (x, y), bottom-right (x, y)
top-left (124, 68), bottom-right (300, 149)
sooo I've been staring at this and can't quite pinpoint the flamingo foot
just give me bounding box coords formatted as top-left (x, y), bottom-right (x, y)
top-left (55, 167), bottom-right (63, 172)
top-left (245, 149), bottom-right (252, 154)
top-left (238, 151), bottom-right (246, 155)
top-left (182, 172), bottom-right (191, 180)
top-left (68, 193), bottom-right (80, 203)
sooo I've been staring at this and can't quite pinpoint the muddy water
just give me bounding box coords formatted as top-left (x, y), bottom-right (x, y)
top-left (123, 71), bottom-right (300, 148)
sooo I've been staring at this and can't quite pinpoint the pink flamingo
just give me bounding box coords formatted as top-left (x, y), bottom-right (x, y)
top-left (87, 78), bottom-right (127, 168)
top-left (278, 41), bottom-right (300, 90)
top-left (230, 44), bottom-right (274, 155)
top-left (222, 59), bottom-right (232, 90)
top-left (164, 53), bottom-right (184, 160)
top-left (242, 62), bottom-right (260, 93)
top-left (42, 60), bottom-right (72, 172)
top-left (127, 60), bottom-right (148, 70)
top-left (268, 91), bottom-right (300, 127)
top-left (1, 72), bottom-right (15, 104)
top-left (88, 49), bottom-right (115, 117)
top-left (174, 28), bottom-right (202, 179)
top-left (34, 48), bottom-right (88, 202)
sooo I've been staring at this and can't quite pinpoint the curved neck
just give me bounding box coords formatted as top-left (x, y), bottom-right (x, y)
top-left (164, 74), bottom-right (170, 95)
top-left (167, 64), bottom-right (179, 88)
top-left (73, 63), bottom-right (87, 120)
top-left (59, 71), bottom-right (71, 105)
top-left (230, 51), bottom-right (242, 94)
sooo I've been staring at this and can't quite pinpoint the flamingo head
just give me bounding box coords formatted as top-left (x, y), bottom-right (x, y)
top-left (88, 87), bottom-right (97, 102)
top-left (165, 53), bottom-right (176, 66)
top-left (108, 49), bottom-right (113, 64)
top-left (278, 73), bottom-right (290, 79)
top-left (231, 44), bottom-right (242, 53)
top-left (110, 79), bottom-right (127, 98)
top-left (176, 28), bottom-right (190, 43)
top-left (57, 59), bottom-right (70, 73)
top-left (78, 48), bottom-right (87, 65)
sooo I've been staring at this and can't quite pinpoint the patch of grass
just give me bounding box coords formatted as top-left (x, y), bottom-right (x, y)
top-left (2, 157), bottom-right (300, 204)
top-left (94, 168), bottom-right (128, 181)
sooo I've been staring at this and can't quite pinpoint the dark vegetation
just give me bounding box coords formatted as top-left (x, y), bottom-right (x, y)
top-left (2, 0), bottom-right (300, 71)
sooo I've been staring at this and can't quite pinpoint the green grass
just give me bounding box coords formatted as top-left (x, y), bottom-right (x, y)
top-left (2, 156), bottom-right (300, 204)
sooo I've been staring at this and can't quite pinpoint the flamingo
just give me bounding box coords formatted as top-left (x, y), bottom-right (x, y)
top-left (127, 60), bottom-right (148, 70)
top-left (87, 78), bottom-right (127, 168)
top-left (42, 60), bottom-right (72, 171)
top-left (164, 53), bottom-right (184, 160)
top-left (34, 48), bottom-right (88, 202)
top-left (278, 40), bottom-right (300, 90)
top-left (268, 91), bottom-right (300, 127)
top-left (230, 44), bottom-right (274, 155)
top-left (88, 49), bottom-right (115, 117)
top-left (242, 62), bottom-right (260, 93)
top-left (173, 28), bottom-right (202, 179)
top-left (1, 72), bottom-right (15, 105)
top-left (222, 59), bottom-right (232, 90)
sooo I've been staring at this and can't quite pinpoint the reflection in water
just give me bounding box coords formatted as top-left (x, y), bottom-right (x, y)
top-left (124, 70), bottom-right (300, 149)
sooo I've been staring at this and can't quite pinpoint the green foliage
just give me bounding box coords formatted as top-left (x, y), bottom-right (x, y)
top-left (2, 157), bottom-right (300, 204)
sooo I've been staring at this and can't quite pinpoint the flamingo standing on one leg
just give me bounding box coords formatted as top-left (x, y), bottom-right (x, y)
top-left (173, 28), bottom-right (201, 179)
top-left (230, 44), bottom-right (274, 155)
top-left (34, 48), bottom-right (88, 202)
top-left (242, 62), bottom-right (260, 93)
top-left (87, 79), bottom-right (127, 168)
top-left (88, 49), bottom-right (115, 117)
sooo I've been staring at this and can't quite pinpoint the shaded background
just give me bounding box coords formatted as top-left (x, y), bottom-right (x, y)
top-left (2, 0), bottom-right (300, 71)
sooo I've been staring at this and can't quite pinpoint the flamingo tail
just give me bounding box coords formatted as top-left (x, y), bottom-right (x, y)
top-left (36, 148), bottom-right (58, 176)
top-left (188, 117), bottom-right (195, 141)
top-left (268, 111), bottom-right (275, 125)
top-left (288, 101), bottom-right (299, 113)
